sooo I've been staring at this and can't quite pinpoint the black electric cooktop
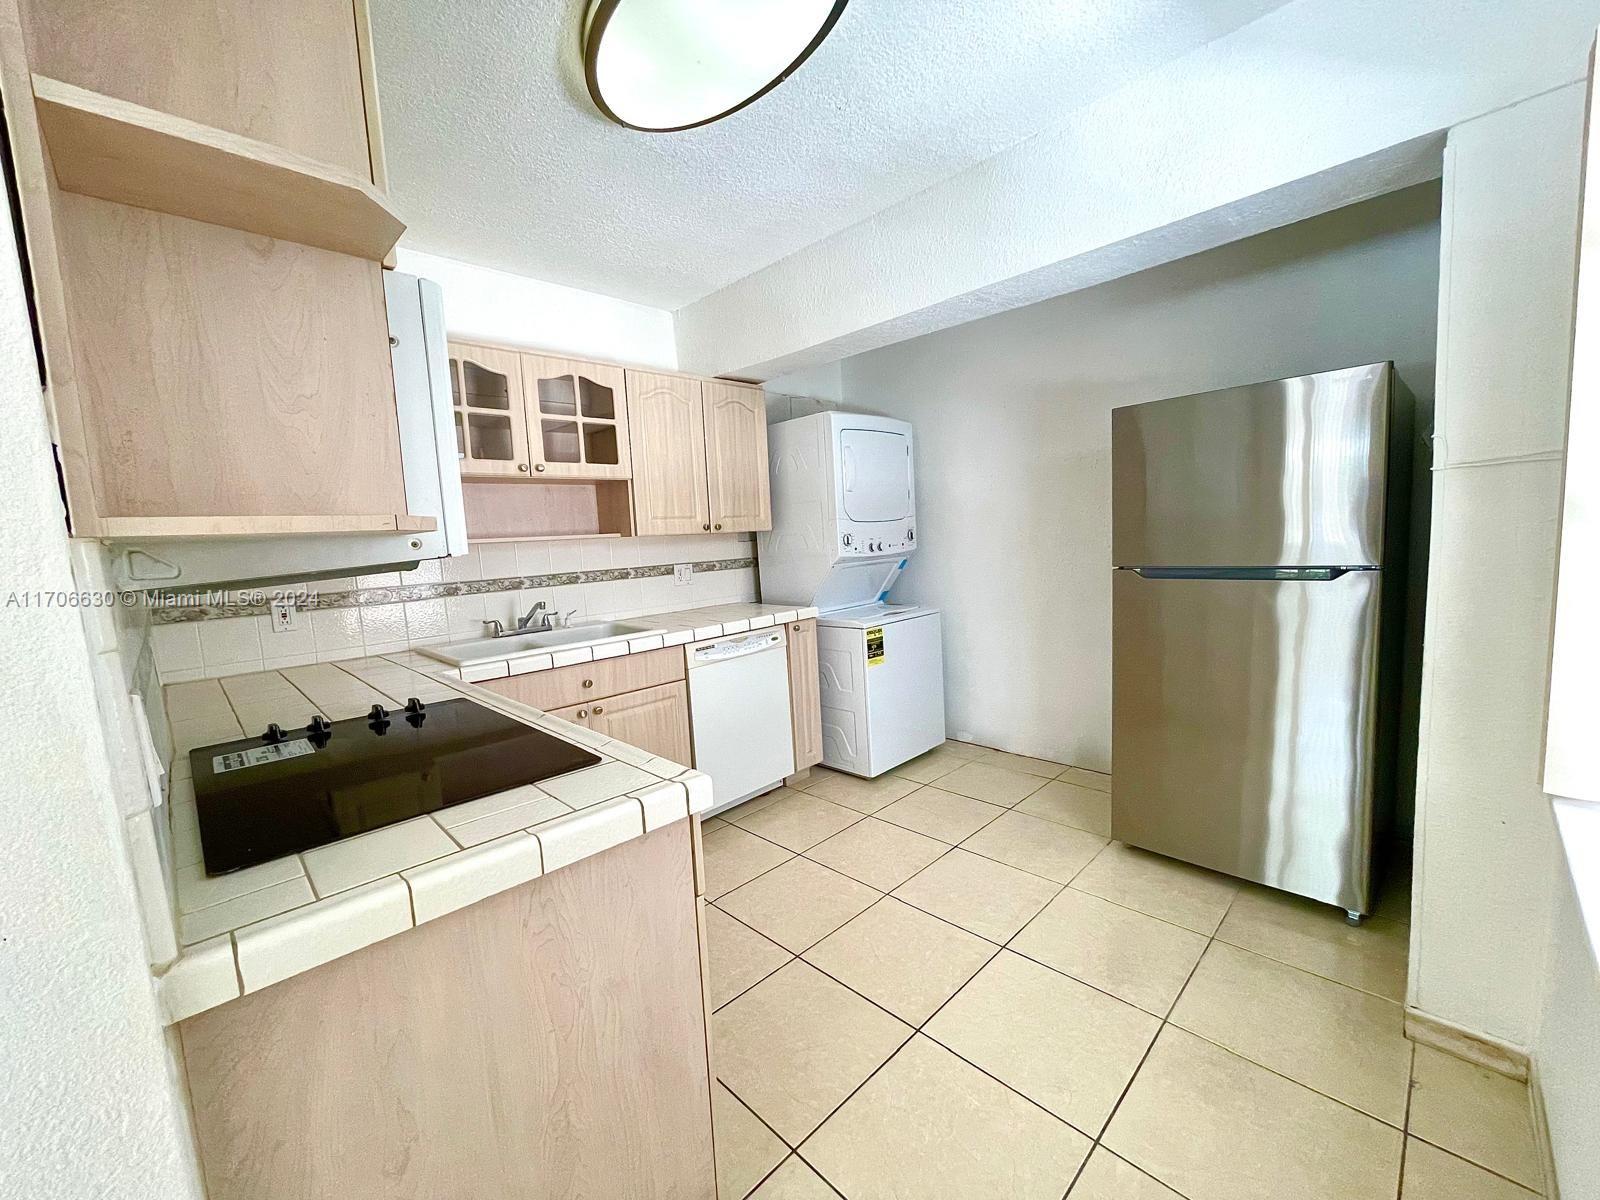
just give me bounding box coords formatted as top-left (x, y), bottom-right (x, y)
top-left (190, 697), bottom-right (600, 875)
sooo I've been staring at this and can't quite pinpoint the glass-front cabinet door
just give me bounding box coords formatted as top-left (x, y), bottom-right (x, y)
top-left (521, 354), bottom-right (632, 480)
top-left (448, 343), bottom-right (530, 477)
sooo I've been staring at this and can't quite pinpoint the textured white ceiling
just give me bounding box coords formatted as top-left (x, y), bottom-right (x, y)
top-left (371, 0), bottom-right (1291, 309)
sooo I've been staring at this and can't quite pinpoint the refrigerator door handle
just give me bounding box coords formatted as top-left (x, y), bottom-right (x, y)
top-left (1124, 566), bottom-right (1363, 581)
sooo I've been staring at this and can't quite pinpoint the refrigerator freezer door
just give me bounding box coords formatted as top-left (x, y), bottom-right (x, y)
top-left (1111, 568), bottom-right (1382, 912)
top-left (1112, 363), bottom-right (1390, 569)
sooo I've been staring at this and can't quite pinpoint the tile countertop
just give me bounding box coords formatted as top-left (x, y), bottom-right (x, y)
top-left (154, 602), bottom-right (815, 1025)
top-left (437, 601), bottom-right (822, 682)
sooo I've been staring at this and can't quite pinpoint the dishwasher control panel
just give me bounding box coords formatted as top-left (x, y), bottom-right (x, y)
top-left (689, 629), bottom-right (784, 665)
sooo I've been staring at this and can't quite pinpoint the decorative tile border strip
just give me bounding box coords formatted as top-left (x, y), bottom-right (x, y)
top-left (146, 557), bottom-right (757, 623)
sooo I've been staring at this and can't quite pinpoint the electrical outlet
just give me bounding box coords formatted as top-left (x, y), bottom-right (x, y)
top-left (674, 563), bottom-right (693, 586)
top-left (270, 600), bottom-right (300, 632)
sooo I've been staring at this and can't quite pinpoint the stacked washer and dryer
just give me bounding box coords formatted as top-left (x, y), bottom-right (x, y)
top-left (757, 412), bottom-right (946, 778)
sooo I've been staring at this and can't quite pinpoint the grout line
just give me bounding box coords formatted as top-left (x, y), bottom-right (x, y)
top-left (1396, 1040), bottom-right (1415, 1200)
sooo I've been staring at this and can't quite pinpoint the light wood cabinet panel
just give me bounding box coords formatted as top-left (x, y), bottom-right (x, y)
top-left (478, 646), bottom-right (686, 713)
top-left (586, 681), bottom-right (692, 765)
top-left (521, 353), bottom-right (631, 480)
top-left (56, 194), bottom-right (405, 519)
top-left (19, 0), bottom-right (373, 178)
top-left (626, 370), bottom-right (711, 536)
top-left (786, 618), bottom-right (823, 770)
top-left (179, 822), bottom-right (715, 1200)
top-left (450, 342), bottom-right (530, 479)
top-left (703, 380), bottom-right (771, 532)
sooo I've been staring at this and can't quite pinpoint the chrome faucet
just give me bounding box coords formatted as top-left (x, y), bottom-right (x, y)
top-left (481, 601), bottom-right (554, 639)
top-left (516, 601), bottom-right (553, 632)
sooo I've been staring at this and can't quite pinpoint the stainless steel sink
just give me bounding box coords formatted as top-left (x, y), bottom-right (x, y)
top-left (420, 621), bottom-right (664, 668)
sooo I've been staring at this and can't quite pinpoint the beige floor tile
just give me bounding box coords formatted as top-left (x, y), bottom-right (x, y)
top-left (926, 950), bottom-right (1158, 1135)
top-left (875, 785), bottom-right (1007, 844)
top-left (934, 760), bottom-right (1050, 806)
top-left (804, 817), bottom-right (949, 891)
top-left (1169, 941), bottom-right (1412, 1125)
top-left (1216, 884), bottom-right (1409, 1001)
top-left (800, 768), bottom-right (922, 814)
top-left (1407, 1046), bottom-right (1542, 1189)
top-left (941, 740), bottom-right (991, 760)
top-left (1015, 778), bottom-right (1112, 836)
top-left (706, 904), bottom-right (793, 1009)
top-left (746, 1156), bottom-right (837, 1199)
top-left (804, 897), bottom-right (996, 1024)
top-left (713, 1083), bottom-right (788, 1200)
top-left (890, 745), bottom-right (969, 784)
top-left (960, 809), bottom-right (1108, 883)
top-left (1400, 1138), bottom-right (1540, 1200)
top-left (724, 787), bottom-right (802, 821)
top-left (974, 748), bottom-right (1069, 778)
top-left (703, 824), bottom-right (795, 900)
top-left (1069, 1148), bottom-right (1186, 1199)
top-left (727, 790), bottom-right (863, 852)
top-left (1104, 1026), bottom-right (1403, 1200)
top-left (1071, 842), bottom-right (1237, 935)
top-left (717, 856), bottom-right (881, 953)
top-left (1059, 766), bottom-right (1112, 792)
top-left (806, 1035), bottom-right (1091, 1200)
top-left (1010, 887), bottom-right (1208, 1016)
top-left (712, 960), bottom-right (910, 1144)
top-left (893, 847), bottom-right (1060, 943)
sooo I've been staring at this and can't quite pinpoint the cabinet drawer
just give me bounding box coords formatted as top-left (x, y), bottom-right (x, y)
top-left (480, 646), bottom-right (686, 711)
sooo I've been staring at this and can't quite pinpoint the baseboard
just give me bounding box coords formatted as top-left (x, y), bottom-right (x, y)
top-left (1528, 1061), bottom-right (1560, 1200)
top-left (1403, 1007), bottom-right (1530, 1081)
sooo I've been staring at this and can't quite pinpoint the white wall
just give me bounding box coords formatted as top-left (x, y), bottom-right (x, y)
top-left (836, 183), bottom-right (1440, 772)
top-left (394, 247), bottom-right (677, 368)
top-left (677, 0), bottom-right (1600, 379)
top-left (0, 166), bottom-right (203, 1195)
top-left (1408, 84), bottom-right (1582, 1051)
top-left (1534, 868), bottom-right (1600, 1197)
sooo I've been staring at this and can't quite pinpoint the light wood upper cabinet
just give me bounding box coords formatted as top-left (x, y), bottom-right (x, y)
top-left (627, 371), bottom-right (713, 536)
top-left (786, 619), bottom-right (823, 771)
top-left (449, 343), bottom-right (529, 478)
top-left (523, 353), bottom-right (631, 480)
top-left (0, 0), bottom-right (420, 539)
top-left (703, 381), bottom-right (772, 533)
top-left (626, 370), bottom-right (771, 537)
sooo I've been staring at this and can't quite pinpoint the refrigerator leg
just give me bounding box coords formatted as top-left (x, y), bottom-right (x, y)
top-left (1345, 909), bottom-right (1366, 927)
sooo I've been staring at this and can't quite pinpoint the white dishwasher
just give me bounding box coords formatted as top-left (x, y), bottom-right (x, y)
top-left (687, 628), bottom-right (796, 814)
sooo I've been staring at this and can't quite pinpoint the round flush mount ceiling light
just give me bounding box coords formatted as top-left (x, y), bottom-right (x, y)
top-left (583, 0), bottom-right (849, 132)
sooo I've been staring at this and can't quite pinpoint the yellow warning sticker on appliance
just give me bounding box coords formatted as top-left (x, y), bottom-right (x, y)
top-left (866, 627), bottom-right (885, 666)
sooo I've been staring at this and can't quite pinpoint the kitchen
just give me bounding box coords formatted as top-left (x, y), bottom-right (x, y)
top-left (2, 3), bottom-right (1598, 1200)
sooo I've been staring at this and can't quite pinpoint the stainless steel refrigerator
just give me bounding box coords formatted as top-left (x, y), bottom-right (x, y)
top-left (1111, 362), bottom-right (1414, 921)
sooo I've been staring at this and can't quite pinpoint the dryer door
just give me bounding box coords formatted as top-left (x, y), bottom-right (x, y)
top-left (839, 427), bottom-right (913, 522)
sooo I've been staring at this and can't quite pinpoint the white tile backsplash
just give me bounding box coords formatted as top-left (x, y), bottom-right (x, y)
top-left (148, 536), bottom-right (757, 684)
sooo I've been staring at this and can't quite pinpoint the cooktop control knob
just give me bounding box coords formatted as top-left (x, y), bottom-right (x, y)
top-left (307, 715), bottom-right (332, 735)
top-left (405, 698), bottom-right (426, 715)
top-left (262, 723), bottom-right (287, 744)
top-left (368, 704), bottom-right (389, 721)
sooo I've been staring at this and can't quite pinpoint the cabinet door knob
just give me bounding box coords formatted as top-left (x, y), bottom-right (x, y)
top-left (576, 709), bottom-right (588, 719)
top-left (713, 523), bottom-right (722, 530)
top-left (701, 523), bottom-right (711, 531)
top-left (591, 705), bottom-right (604, 715)
top-left (582, 679), bottom-right (594, 689)
top-left (517, 463), bottom-right (529, 472)
top-left (792, 623), bottom-right (801, 631)
top-left (534, 463), bottom-right (547, 472)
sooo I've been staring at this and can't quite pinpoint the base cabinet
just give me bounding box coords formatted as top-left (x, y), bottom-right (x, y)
top-left (552, 680), bottom-right (692, 765)
top-left (179, 822), bottom-right (714, 1200)
top-left (786, 618), bottom-right (823, 770)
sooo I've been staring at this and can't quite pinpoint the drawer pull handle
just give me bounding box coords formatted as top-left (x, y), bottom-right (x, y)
top-left (582, 679), bottom-right (594, 689)
top-left (591, 706), bottom-right (604, 715)
top-left (576, 709), bottom-right (588, 719)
